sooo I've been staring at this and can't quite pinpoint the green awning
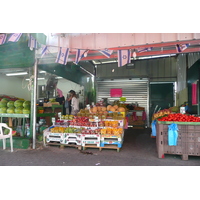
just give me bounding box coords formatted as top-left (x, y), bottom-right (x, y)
top-left (0, 33), bottom-right (46, 69)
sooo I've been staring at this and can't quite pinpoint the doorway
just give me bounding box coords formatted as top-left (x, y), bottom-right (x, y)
top-left (149, 82), bottom-right (175, 123)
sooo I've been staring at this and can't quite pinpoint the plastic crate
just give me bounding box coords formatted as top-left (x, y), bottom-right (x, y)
top-left (81, 134), bottom-right (101, 146)
top-left (100, 141), bottom-right (122, 148)
top-left (156, 122), bottom-right (200, 160)
top-left (101, 135), bottom-right (123, 142)
top-left (63, 133), bottom-right (82, 140)
top-left (46, 134), bottom-right (64, 143)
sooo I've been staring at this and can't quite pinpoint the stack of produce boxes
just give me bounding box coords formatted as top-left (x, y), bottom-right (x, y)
top-left (61, 127), bottom-right (82, 146)
top-left (81, 128), bottom-right (101, 149)
top-left (46, 126), bottom-right (65, 143)
top-left (100, 120), bottom-right (124, 149)
top-left (44, 104), bottom-right (126, 152)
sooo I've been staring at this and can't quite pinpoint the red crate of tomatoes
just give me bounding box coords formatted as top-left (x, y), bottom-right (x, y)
top-left (157, 113), bottom-right (200, 123)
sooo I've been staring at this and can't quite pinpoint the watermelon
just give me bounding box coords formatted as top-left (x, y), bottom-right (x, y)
top-left (23, 101), bottom-right (31, 108)
top-left (23, 108), bottom-right (30, 114)
top-left (14, 100), bottom-right (23, 108)
top-left (4, 128), bottom-right (10, 135)
top-left (15, 107), bottom-right (23, 114)
top-left (1, 98), bottom-right (9, 103)
top-left (7, 107), bottom-right (15, 113)
top-left (0, 101), bottom-right (7, 108)
top-left (7, 101), bottom-right (14, 107)
top-left (0, 107), bottom-right (7, 113)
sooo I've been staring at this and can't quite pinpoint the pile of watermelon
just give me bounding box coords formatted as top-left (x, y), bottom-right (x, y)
top-left (0, 98), bottom-right (31, 114)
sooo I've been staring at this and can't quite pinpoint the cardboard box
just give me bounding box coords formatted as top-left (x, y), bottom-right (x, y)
top-left (51, 102), bottom-right (60, 105)
top-left (43, 102), bottom-right (52, 107)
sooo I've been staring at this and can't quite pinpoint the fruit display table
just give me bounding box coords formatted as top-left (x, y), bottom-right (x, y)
top-left (43, 117), bottom-right (125, 152)
top-left (0, 113), bottom-right (56, 136)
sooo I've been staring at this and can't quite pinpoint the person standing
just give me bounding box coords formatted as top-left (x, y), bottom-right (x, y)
top-left (56, 88), bottom-right (66, 115)
top-left (69, 90), bottom-right (79, 115)
top-left (66, 91), bottom-right (73, 115)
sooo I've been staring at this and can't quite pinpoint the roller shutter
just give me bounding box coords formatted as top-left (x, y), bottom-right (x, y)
top-left (96, 78), bottom-right (149, 126)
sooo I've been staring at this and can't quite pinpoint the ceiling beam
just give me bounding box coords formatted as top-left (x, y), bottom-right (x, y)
top-left (68, 39), bottom-right (200, 55)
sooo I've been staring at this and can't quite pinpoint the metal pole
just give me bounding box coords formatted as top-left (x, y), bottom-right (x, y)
top-left (30, 58), bottom-right (38, 149)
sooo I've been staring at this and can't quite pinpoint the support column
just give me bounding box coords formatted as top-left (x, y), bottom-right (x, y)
top-left (30, 59), bottom-right (38, 149)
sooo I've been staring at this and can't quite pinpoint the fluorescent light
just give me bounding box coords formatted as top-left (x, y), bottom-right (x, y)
top-left (137, 54), bottom-right (176, 60)
top-left (39, 71), bottom-right (46, 73)
top-left (55, 76), bottom-right (63, 79)
top-left (25, 78), bottom-right (45, 81)
top-left (6, 72), bottom-right (28, 76)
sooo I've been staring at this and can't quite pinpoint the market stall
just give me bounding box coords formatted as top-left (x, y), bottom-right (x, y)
top-left (153, 111), bottom-right (200, 160)
top-left (43, 101), bottom-right (127, 152)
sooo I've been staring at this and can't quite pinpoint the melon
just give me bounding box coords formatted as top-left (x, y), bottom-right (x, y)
top-left (7, 101), bottom-right (14, 107)
top-left (0, 107), bottom-right (7, 113)
top-left (113, 105), bottom-right (118, 110)
top-left (23, 101), bottom-right (31, 108)
top-left (14, 100), bottom-right (23, 108)
top-left (107, 105), bottom-right (111, 111)
top-left (7, 107), bottom-right (15, 114)
top-left (97, 106), bottom-right (101, 111)
top-left (4, 128), bottom-right (10, 135)
top-left (118, 107), bottom-right (125, 112)
top-left (23, 108), bottom-right (30, 114)
top-left (15, 107), bottom-right (23, 114)
top-left (92, 107), bottom-right (97, 112)
top-left (1, 98), bottom-right (9, 103)
top-left (0, 101), bottom-right (7, 108)
top-left (101, 107), bottom-right (107, 111)
top-left (110, 107), bottom-right (116, 112)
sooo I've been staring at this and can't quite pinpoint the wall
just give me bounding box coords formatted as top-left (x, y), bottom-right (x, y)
top-left (187, 59), bottom-right (200, 114)
top-left (176, 87), bottom-right (188, 107)
top-left (96, 56), bottom-right (177, 82)
top-left (0, 74), bottom-right (85, 105)
top-left (0, 74), bottom-right (31, 100)
top-left (37, 78), bottom-right (84, 105)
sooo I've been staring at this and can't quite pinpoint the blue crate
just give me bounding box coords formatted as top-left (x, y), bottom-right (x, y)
top-left (100, 141), bottom-right (122, 148)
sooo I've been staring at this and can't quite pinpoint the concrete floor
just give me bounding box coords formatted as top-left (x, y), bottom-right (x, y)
top-left (0, 128), bottom-right (200, 166)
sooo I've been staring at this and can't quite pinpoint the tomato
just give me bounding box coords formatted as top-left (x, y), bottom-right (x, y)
top-left (157, 113), bottom-right (200, 122)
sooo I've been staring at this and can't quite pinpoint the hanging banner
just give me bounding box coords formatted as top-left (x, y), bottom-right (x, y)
top-left (0, 34), bottom-right (7, 45)
top-left (41, 45), bottom-right (48, 58)
top-left (7, 33), bottom-right (22, 42)
top-left (55, 47), bottom-right (70, 65)
top-left (28, 34), bottom-right (38, 50)
top-left (137, 47), bottom-right (152, 53)
top-left (99, 48), bottom-right (113, 58)
top-left (176, 44), bottom-right (189, 53)
top-left (74, 49), bottom-right (88, 64)
top-left (117, 49), bottom-right (131, 67)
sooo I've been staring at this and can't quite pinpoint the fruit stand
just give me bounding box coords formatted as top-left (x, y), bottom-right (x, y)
top-left (155, 113), bottom-right (200, 160)
top-left (43, 103), bottom-right (127, 152)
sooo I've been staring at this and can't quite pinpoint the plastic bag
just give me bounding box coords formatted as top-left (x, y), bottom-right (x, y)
top-left (168, 123), bottom-right (179, 146)
top-left (65, 100), bottom-right (69, 108)
top-left (151, 120), bottom-right (157, 136)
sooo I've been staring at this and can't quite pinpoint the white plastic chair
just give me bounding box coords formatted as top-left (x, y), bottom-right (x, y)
top-left (0, 123), bottom-right (13, 152)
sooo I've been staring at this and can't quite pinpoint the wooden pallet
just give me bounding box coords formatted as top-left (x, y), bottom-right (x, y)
top-left (45, 141), bottom-right (82, 150)
top-left (99, 144), bottom-right (121, 152)
top-left (82, 144), bottom-right (100, 150)
top-left (82, 144), bottom-right (121, 152)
